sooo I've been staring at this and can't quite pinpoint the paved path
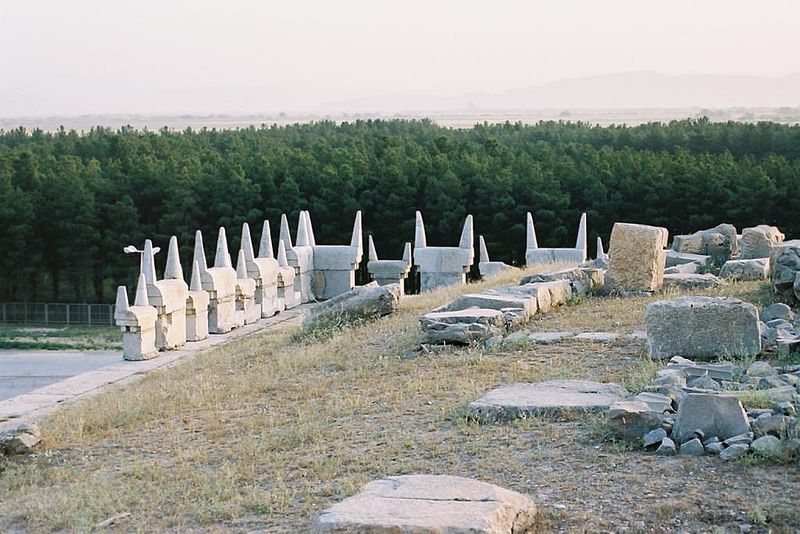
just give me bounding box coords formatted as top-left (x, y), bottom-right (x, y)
top-left (0, 350), bottom-right (121, 401)
top-left (0, 306), bottom-right (308, 431)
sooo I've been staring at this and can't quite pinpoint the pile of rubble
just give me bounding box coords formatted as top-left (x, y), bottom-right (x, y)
top-left (609, 356), bottom-right (799, 460)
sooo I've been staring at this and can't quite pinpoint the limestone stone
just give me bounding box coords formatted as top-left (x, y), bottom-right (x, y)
top-left (740, 225), bottom-right (784, 259)
top-left (305, 282), bottom-right (401, 328)
top-left (114, 278), bottom-right (158, 361)
top-left (525, 212), bottom-right (587, 267)
top-left (521, 267), bottom-right (604, 296)
top-left (414, 212), bottom-right (474, 292)
top-left (185, 263), bottom-right (210, 342)
top-left (607, 222), bottom-right (669, 292)
top-left (240, 221), bottom-right (281, 318)
top-left (672, 224), bottom-right (739, 266)
top-left (672, 394), bottom-right (750, 444)
top-left (720, 443), bottom-right (750, 460)
top-left (608, 400), bottom-right (662, 442)
top-left (280, 212), bottom-right (315, 303)
top-left (194, 229), bottom-right (238, 334)
top-left (312, 475), bottom-right (537, 534)
top-left (719, 259), bottom-right (770, 281)
top-left (526, 331), bottom-right (574, 344)
top-left (656, 437), bottom-right (677, 455)
top-left (420, 308), bottom-right (505, 345)
top-left (446, 293), bottom-right (536, 317)
top-left (309, 211), bottom-right (364, 300)
top-left (665, 250), bottom-right (712, 273)
top-left (0, 422), bottom-right (41, 455)
top-left (489, 283), bottom-right (552, 313)
top-left (633, 392), bottom-right (673, 413)
top-left (645, 297), bottom-right (761, 360)
top-left (664, 263), bottom-right (699, 275)
top-left (662, 273), bottom-right (722, 291)
top-left (679, 437), bottom-right (705, 456)
top-left (478, 235), bottom-right (513, 278)
top-left (750, 435), bottom-right (782, 458)
top-left (139, 237), bottom-right (188, 350)
top-left (761, 303), bottom-right (795, 323)
top-left (770, 240), bottom-right (800, 303)
top-left (468, 380), bottom-right (626, 420)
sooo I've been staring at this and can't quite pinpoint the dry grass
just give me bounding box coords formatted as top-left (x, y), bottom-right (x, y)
top-left (0, 273), bottom-right (797, 533)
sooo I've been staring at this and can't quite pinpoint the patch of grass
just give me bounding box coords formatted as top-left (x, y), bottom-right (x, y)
top-left (622, 354), bottom-right (661, 394)
top-left (0, 323), bottom-right (121, 350)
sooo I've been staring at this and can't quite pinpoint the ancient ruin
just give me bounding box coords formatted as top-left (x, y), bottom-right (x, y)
top-left (525, 212), bottom-right (587, 266)
top-left (366, 235), bottom-right (412, 294)
top-left (413, 211), bottom-right (474, 291)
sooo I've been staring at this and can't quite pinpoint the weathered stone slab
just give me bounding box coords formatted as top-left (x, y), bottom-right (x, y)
top-left (420, 309), bottom-right (506, 345)
top-left (608, 223), bottom-right (669, 292)
top-left (645, 297), bottom-right (761, 360)
top-left (770, 240), bottom-right (800, 303)
top-left (526, 332), bottom-right (574, 344)
top-left (521, 267), bottom-right (604, 296)
top-left (665, 250), bottom-right (712, 272)
top-left (662, 273), bottom-right (722, 291)
top-left (740, 225), bottom-right (784, 259)
top-left (719, 258), bottom-right (770, 281)
top-left (304, 283), bottom-right (400, 327)
top-left (0, 422), bottom-right (41, 454)
top-left (672, 224), bottom-right (738, 266)
top-left (490, 284), bottom-right (552, 314)
top-left (672, 394), bottom-right (750, 444)
top-left (608, 401), bottom-right (662, 442)
top-left (574, 332), bottom-right (618, 343)
top-left (312, 475), bottom-right (537, 534)
top-left (446, 293), bottom-right (536, 317)
top-left (468, 380), bottom-right (626, 420)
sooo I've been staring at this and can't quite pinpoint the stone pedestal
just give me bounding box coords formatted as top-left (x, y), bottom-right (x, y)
top-left (525, 212), bottom-right (587, 267)
top-left (413, 212), bottom-right (474, 292)
top-left (185, 290), bottom-right (209, 341)
top-left (607, 222), bottom-right (669, 292)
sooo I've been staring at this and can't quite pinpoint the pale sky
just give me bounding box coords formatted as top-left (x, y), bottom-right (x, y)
top-left (1, 0), bottom-right (799, 116)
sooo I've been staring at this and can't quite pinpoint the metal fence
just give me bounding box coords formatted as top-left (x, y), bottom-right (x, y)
top-left (0, 303), bottom-right (115, 325)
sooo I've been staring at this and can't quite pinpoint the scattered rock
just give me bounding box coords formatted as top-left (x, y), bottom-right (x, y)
top-left (706, 441), bottom-right (725, 454)
top-left (633, 392), bottom-right (673, 413)
top-left (420, 309), bottom-right (505, 345)
top-left (672, 224), bottom-right (738, 266)
top-left (686, 375), bottom-right (722, 391)
top-left (746, 361), bottom-right (775, 377)
top-left (770, 240), bottom-right (800, 303)
top-left (740, 225), bottom-right (784, 259)
top-left (672, 394), bottom-right (750, 444)
top-left (662, 273), bottom-right (723, 291)
top-left (665, 250), bottom-right (712, 273)
top-left (574, 332), bottom-right (618, 343)
top-left (446, 293), bottom-right (536, 317)
top-left (311, 475), bottom-right (538, 533)
top-left (608, 401), bottom-right (663, 442)
top-left (304, 282), bottom-right (401, 328)
top-left (720, 443), bottom-right (749, 461)
top-left (724, 433), bottom-right (754, 447)
top-left (679, 438), bottom-right (705, 456)
top-left (643, 428), bottom-right (668, 449)
top-left (468, 380), bottom-right (626, 420)
top-left (645, 297), bottom-right (761, 360)
top-left (0, 422), bottom-right (42, 455)
top-left (750, 435), bottom-right (782, 458)
top-left (719, 259), bottom-right (770, 281)
top-left (655, 437), bottom-right (677, 456)
top-left (752, 414), bottom-right (793, 437)
top-left (526, 332), bottom-right (574, 344)
top-left (760, 303), bottom-right (795, 323)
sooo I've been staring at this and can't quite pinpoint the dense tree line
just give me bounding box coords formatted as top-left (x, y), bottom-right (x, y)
top-left (1, 118), bottom-right (799, 302)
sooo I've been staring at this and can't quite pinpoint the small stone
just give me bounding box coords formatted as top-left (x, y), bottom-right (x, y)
top-left (671, 394), bottom-right (750, 444)
top-left (608, 401), bottom-right (663, 442)
top-left (706, 442), bottom-right (725, 454)
top-left (687, 376), bottom-right (721, 391)
top-left (526, 331), bottom-right (574, 344)
top-left (752, 414), bottom-right (793, 437)
top-left (760, 303), bottom-right (795, 323)
top-left (679, 438), bottom-right (705, 456)
top-left (783, 438), bottom-right (800, 456)
top-left (693, 429), bottom-right (706, 440)
top-left (633, 392), bottom-right (673, 413)
top-left (0, 422), bottom-right (42, 455)
top-left (723, 433), bottom-right (754, 447)
top-left (750, 435), bottom-right (782, 458)
top-left (504, 331), bottom-right (527, 344)
top-left (719, 443), bottom-right (750, 461)
top-left (747, 361), bottom-right (775, 377)
top-left (574, 332), bottom-right (619, 343)
top-left (643, 428), bottom-right (668, 449)
top-left (778, 401), bottom-right (797, 416)
top-left (703, 436), bottom-right (720, 446)
top-left (655, 437), bottom-right (677, 456)
top-left (747, 408), bottom-right (773, 418)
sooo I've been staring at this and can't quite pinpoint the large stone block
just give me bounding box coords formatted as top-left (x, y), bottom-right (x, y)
top-left (672, 224), bottom-right (738, 266)
top-left (740, 225), bottom-right (784, 259)
top-left (672, 394), bottom-right (750, 444)
top-left (446, 293), bottom-right (537, 317)
top-left (770, 240), bottom-right (800, 303)
top-left (420, 308), bottom-right (505, 345)
top-left (304, 282), bottom-right (401, 328)
top-left (607, 223), bottom-right (669, 292)
top-left (719, 258), bottom-right (770, 281)
top-left (645, 296), bottom-right (761, 360)
top-left (312, 475), bottom-right (537, 533)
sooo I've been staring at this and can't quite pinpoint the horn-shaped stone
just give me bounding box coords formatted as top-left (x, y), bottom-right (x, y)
top-left (279, 214), bottom-right (293, 249)
top-left (575, 212), bottom-right (587, 253)
top-left (350, 211), bottom-right (363, 252)
top-left (214, 227), bottom-right (232, 268)
top-left (258, 220), bottom-right (275, 259)
top-left (305, 211), bottom-right (316, 247)
top-left (368, 235), bottom-right (378, 262)
top-left (277, 239), bottom-right (289, 267)
top-left (402, 242), bottom-right (412, 266)
top-left (526, 212), bottom-right (539, 250)
top-left (459, 215), bottom-right (473, 250)
top-left (236, 248), bottom-right (248, 279)
top-left (142, 239), bottom-right (157, 285)
top-left (241, 223), bottom-right (256, 261)
top-left (414, 211), bottom-right (427, 249)
top-left (296, 211), bottom-right (310, 247)
top-left (164, 236), bottom-right (183, 280)
top-left (479, 235), bottom-right (490, 263)
top-left (193, 230), bottom-right (208, 272)
top-left (115, 285), bottom-right (130, 314)
top-left (134, 273), bottom-right (149, 306)
top-left (597, 236), bottom-right (606, 259)
top-left (190, 260), bottom-right (203, 292)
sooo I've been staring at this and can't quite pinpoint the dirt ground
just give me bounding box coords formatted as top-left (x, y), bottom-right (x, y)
top-left (0, 277), bottom-right (797, 533)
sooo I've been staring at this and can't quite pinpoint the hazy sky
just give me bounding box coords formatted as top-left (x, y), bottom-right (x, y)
top-left (2, 0), bottom-right (799, 115)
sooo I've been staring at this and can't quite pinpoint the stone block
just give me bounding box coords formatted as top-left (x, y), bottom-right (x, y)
top-left (645, 296), bottom-right (761, 359)
top-left (740, 225), bottom-right (784, 259)
top-left (608, 223), bottom-right (669, 292)
top-left (672, 393), bottom-right (750, 444)
top-left (719, 258), bottom-right (770, 281)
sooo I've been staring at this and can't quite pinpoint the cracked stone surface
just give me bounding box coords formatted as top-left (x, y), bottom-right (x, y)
top-left (468, 380), bottom-right (626, 420)
top-left (312, 474), bottom-right (537, 533)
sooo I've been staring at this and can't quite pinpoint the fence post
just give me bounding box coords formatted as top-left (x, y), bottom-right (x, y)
top-left (2, 303), bottom-right (5, 323)
top-left (109, 304), bottom-right (114, 325)
top-left (88, 304), bottom-right (92, 325)
top-left (44, 303), bottom-right (49, 325)
top-left (66, 304), bottom-right (70, 325)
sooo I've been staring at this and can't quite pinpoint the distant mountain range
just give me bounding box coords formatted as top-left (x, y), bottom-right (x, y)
top-left (318, 72), bottom-right (800, 114)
